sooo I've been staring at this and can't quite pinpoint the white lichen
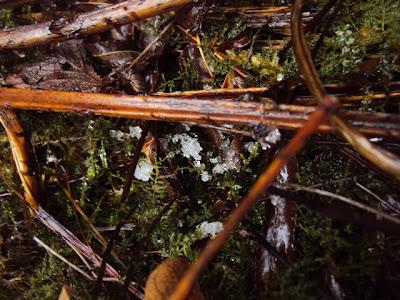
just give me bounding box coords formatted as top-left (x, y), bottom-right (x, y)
top-left (201, 171), bottom-right (211, 182)
top-left (264, 128), bottom-right (281, 144)
top-left (198, 221), bottom-right (224, 238)
top-left (129, 126), bottom-right (142, 139)
top-left (134, 158), bottom-right (154, 181)
top-left (277, 165), bottom-right (289, 183)
top-left (171, 133), bottom-right (203, 161)
top-left (329, 275), bottom-right (344, 300)
top-left (267, 194), bottom-right (291, 251)
top-left (110, 129), bottom-right (127, 141)
top-left (209, 157), bottom-right (219, 164)
top-left (244, 141), bottom-right (257, 153)
top-left (46, 150), bottom-right (58, 163)
top-left (210, 139), bottom-right (241, 175)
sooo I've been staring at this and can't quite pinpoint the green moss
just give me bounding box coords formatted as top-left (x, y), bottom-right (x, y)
top-left (0, 9), bottom-right (15, 29)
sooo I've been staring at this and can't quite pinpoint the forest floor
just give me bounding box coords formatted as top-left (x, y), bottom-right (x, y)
top-left (0, 0), bottom-right (399, 299)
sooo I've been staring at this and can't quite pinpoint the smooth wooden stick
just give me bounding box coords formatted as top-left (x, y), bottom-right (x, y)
top-left (0, 88), bottom-right (399, 138)
top-left (0, 0), bottom-right (192, 50)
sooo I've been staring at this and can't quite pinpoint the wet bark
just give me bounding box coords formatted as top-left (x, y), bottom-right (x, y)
top-left (0, 88), bottom-right (399, 138)
top-left (0, 0), bottom-right (192, 50)
top-left (255, 155), bottom-right (297, 298)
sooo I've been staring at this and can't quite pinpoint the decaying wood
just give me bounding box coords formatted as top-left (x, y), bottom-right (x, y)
top-left (291, 0), bottom-right (400, 180)
top-left (170, 96), bottom-right (338, 300)
top-left (0, 88), bottom-right (399, 138)
top-left (255, 156), bottom-right (297, 297)
top-left (0, 0), bottom-right (192, 50)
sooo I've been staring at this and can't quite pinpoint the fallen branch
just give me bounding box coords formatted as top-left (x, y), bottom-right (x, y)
top-left (0, 0), bottom-right (192, 50)
top-left (170, 96), bottom-right (338, 300)
top-left (0, 88), bottom-right (399, 138)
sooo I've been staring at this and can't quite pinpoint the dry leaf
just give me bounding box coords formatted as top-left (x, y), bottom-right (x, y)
top-left (144, 256), bottom-right (205, 300)
top-left (58, 284), bottom-right (73, 300)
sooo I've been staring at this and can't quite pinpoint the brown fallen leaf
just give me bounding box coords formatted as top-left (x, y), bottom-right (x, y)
top-left (58, 284), bottom-right (73, 300)
top-left (144, 256), bottom-right (205, 300)
top-left (2, 40), bottom-right (101, 92)
top-left (141, 131), bottom-right (157, 163)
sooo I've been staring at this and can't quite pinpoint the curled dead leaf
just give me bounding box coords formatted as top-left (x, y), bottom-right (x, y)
top-left (144, 257), bottom-right (205, 300)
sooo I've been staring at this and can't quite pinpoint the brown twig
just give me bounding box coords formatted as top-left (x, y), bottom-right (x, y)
top-left (152, 87), bottom-right (269, 97)
top-left (170, 96), bottom-right (338, 300)
top-left (295, 91), bottom-right (400, 106)
top-left (0, 109), bottom-right (41, 209)
top-left (129, 20), bottom-right (175, 69)
top-left (275, 183), bottom-right (400, 225)
top-left (291, 0), bottom-right (400, 180)
top-left (0, 88), bottom-right (399, 138)
top-left (0, 0), bottom-right (192, 50)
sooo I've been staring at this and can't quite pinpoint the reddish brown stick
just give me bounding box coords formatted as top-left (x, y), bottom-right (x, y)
top-left (0, 0), bottom-right (192, 50)
top-left (170, 96), bottom-right (338, 300)
top-left (0, 88), bottom-right (399, 138)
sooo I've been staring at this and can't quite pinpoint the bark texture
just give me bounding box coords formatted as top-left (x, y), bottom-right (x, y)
top-left (0, 0), bottom-right (192, 49)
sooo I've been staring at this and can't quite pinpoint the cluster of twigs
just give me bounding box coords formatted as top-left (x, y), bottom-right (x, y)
top-left (0, 0), bottom-right (399, 299)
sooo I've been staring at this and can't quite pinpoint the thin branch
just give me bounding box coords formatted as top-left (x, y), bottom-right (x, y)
top-left (354, 182), bottom-right (400, 215)
top-left (128, 20), bottom-right (175, 69)
top-left (275, 183), bottom-right (400, 225)
top-left (153, 87), bottom-right (269, 97)
top-left (295, 91), bottom-right (400, 106)
top-left (33, 235), bottom-right (96, 281)
top-left (291, 0), bottom-right (400, 180)
top-left (123, 201), bottom-right (174, 291)
top-left (170, 96), bottom-right (338, 300)
top-left (0, 0), bottom-right (192, 50)
top-left (0, 88), bottom-right (399, 138)
top-left (0, 109), bottom-right (41, 209)
top-left (33, 236), bottom-right (124, 283)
